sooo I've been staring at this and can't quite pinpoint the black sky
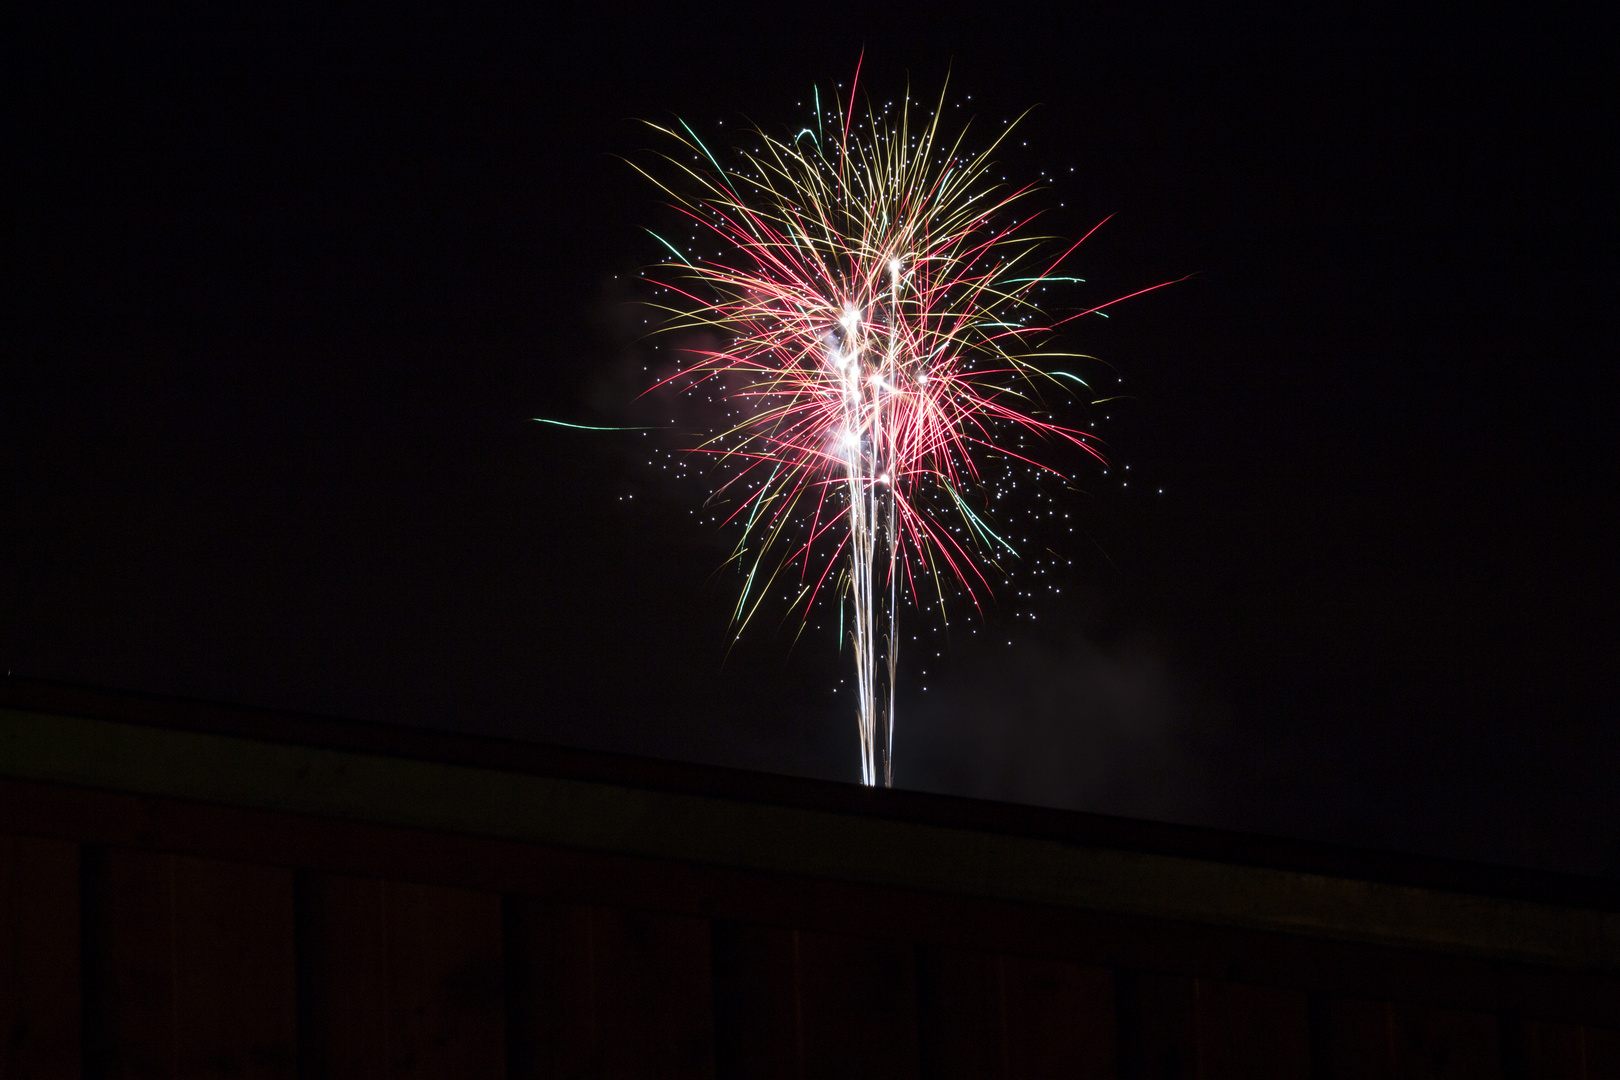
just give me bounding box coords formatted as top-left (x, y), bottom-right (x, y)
top-left (5, 6), bottom-right (1616, 875)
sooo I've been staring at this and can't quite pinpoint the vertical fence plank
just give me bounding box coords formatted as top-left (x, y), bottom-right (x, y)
top-left (295, 873), bottom-right (390, 1080)
top-left (917, 948), bottom-right (1115, 1080)
top-left (1122, 974), bottom-right (1311, 1080)
top-left (713, 923), bottom-right (918, 1080)
top-left (794, 928), bottom-right (919, 1080)
top-left (1194, 979), bottom-right (1311, 1080)
top-left (1525, 1021), bottom-right (1584, 1079)
top-left (505, 898), bottom-right (596, 1079)
top-left (82, 846), bottom-right (171, 1078)
top-left (1525, 1021), bottom-right (1620, 1080)
top-left (383, 880), bottom-right (505, 1078)
top-left (298, 875), bottom-right (504, 1080)
top-left (1588, 1027), bottom-right (1620, 1076)
top-left (506, 899), bottom-right (713, 1080)
top-left (0, 834), bottom-right (79, 1078)
top-left (171, 855), bottom-right (298, 1079)
top-left (1126, 973), bottom-right (1198, 1080)
top-left (595, 906), bottom-right (714, 1078)
top-left (83, 847), bottom-right (296, 1079)
top-left (917, 948), bottom-right (1001, 1080)
top-left (1000, 953), bottom-right (1116, 1079)
top-left (1327, 996), bottom-right (1391, 1079)
top-left (712, 921), bottom-right (800, 1080)
top-left (1400, 1005), bottom-right (1502, 1079)
top-left (1327, 998), bottom-right (1501, 1079)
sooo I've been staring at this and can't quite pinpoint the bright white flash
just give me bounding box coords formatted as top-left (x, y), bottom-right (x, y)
top-left (825, 330), bottom-right (848, 369)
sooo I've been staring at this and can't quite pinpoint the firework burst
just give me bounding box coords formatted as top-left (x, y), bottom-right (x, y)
top-left (635, 70), bottom-right (1175, 786)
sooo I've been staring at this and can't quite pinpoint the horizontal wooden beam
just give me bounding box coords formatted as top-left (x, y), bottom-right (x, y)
top-left (3, 704), bottom-right (1617, 974)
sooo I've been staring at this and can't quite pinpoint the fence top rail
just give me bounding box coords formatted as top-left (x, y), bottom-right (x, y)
top-left (4, 676), bottom-right (1619, 943)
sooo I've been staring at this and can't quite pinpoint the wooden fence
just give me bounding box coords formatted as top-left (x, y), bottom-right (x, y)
top-left (2, 681), bottom-right (1616, 1078)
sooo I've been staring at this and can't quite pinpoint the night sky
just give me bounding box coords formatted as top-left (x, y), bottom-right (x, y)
top-left (6, 7), bottom-right (1616, 875)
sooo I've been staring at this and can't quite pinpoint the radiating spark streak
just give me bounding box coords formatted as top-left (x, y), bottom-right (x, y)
top-left (638, 74), bottom-right (1171, 786)
top-left (533, 418), bottom-right (661, 431)
top-left (645, 230), bottom-right (695, 266)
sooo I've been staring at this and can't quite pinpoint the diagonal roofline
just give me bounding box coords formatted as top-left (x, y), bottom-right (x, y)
top-left (5, 674), bottom-right (1616, 916)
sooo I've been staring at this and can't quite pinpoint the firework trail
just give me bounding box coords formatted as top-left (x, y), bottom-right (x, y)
top-left (636, 70), bottom-right (1177, 786)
